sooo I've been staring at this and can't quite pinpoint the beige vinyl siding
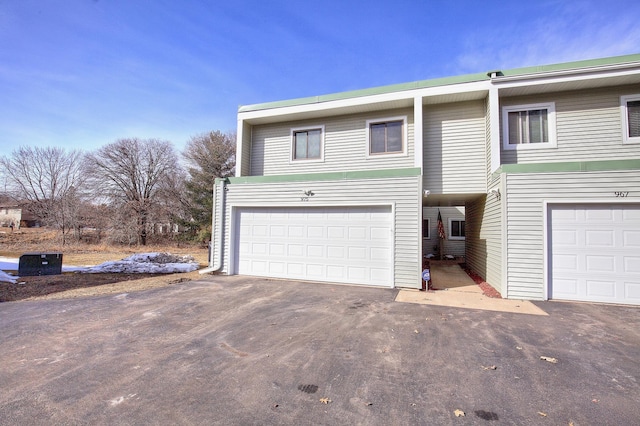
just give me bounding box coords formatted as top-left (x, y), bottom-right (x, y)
top-left (423, 100), bottom-right (487, 194)
top-left (505, 169), bottom-right (640, 300)
top-left (422, 206), bottom-right (465, 257)
top-left (217, 175), bottom-right (422, 288)
top-left (210, 181), bottom-right (226, 267)
top-left (240, 121), bottom-right (252, 176)
top-left (501, 84), bottom-right (640, 165)
top-left (465, 179), bottom-right (503, 295)
top-left (250, 108), bottom-right (415, 176)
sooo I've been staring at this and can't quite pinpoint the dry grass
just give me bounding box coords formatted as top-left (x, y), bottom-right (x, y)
top-left (0, 227), bottom-right (210, 302)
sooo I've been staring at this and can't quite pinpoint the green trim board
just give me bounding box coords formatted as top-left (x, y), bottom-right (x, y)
top-left (238, 53), bottom-right (640, 113)
top-left (493, 159), bottom-right (640, 178)
top-left (226, 168), bottom-right (422, 184)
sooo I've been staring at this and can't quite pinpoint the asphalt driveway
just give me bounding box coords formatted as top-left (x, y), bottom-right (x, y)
top-left (1, 276), bottom-right (639, 425)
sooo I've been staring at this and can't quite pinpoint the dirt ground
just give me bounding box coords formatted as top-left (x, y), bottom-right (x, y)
top-left (0, 228), bottom-right (209, 302)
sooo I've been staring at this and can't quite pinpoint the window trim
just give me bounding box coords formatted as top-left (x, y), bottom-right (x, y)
top-left (448, 219), bottom-right (465, 241)
top-left (365, 116), bottom-right (408, 158)
top-left (502, 102), bottom-right (557, 150)
top-left (621, 94), bottom-right (640, 144)
top-left (290, 125), bottom-right (325, 163)
top-left (422, 218), bottom-right (431, 240)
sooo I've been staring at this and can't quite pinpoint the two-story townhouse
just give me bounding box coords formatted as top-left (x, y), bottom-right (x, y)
top-left (205, 53), bottom-right (640, 306)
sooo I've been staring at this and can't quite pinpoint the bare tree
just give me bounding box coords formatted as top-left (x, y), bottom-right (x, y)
top-left (181, 130), bottom-right (236, 241)
top-left (0, 146), bottom-right (85, 244)
top-left (85, 138), bottom-right (180, 245)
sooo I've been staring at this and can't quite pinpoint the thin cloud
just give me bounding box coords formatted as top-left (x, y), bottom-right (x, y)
top-left (455, 3), bottom-right (640, 73)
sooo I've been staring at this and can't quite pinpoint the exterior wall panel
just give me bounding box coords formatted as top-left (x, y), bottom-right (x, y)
top-left (465, 178), bottom-right (504, 294)
top-left (500, 85), bottom-right (640, 165)
top-left (250, 108), bottom-right (415, 176)
top-left (423, 100), bottom-right (487, 193)
top-left (505, 169), bottom-right (640, 300)
top-left (216, 175), bottom-right (422, 289)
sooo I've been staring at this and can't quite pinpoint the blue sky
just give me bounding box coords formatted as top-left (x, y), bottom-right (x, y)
top-left (1, 0), bottom-right (639, 152)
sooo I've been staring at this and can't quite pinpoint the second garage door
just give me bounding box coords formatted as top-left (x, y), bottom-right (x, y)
top-left (234, 206), bottom-right (393, 287)
top-left (549, 204), bottom-right (640, 305)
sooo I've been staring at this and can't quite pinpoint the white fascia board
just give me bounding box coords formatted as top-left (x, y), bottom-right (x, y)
top-left (488, 88), bottom-right (500, 174)
top-left (238, 81), bottom-right (491, 122)
top-left (412, 80), bottom-right (490, 100)
top-left (413, 96), bottom-right (423, 170)
top-left (491, 66), bottom-right (640, 89)
top-left (236, 118), bottom-right (244, 177)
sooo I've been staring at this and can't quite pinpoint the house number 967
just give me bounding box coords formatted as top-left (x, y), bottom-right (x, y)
top-left (615, 191), bottom-right (629, 197)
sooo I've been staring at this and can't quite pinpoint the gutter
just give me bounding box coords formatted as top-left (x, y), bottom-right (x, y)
top-left (489, 61), bottom-right (640, 83)
top-left (199, 178), bottom-right (227, 274)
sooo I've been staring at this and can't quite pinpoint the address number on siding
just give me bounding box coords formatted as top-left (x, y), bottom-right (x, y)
top-left (614, 192), bottom-right (629, 197)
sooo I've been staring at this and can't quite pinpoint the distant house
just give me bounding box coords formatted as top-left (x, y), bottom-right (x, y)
top-left (207, 53), bottom-right (640, 306)
top-left (0, 207), bottom-right (21, 229)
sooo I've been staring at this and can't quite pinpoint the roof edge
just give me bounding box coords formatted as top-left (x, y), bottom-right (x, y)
top-left (238, 53), bottom-right (640, 114)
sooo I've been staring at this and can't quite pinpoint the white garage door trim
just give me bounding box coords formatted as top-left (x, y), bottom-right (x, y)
top-left (544, 201), bottom-right (640, 305)
top-left (230, 204), bottom-right (395, 287)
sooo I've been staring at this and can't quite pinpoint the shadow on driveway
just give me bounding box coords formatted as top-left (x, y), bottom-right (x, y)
top-left (1, 275), bottom-right (639, 425)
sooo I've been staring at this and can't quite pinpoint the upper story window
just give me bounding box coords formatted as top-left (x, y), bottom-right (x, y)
top-left (291, 126), bottom-right (324, 161)
top-left (621, 94), bottom-right (640, 144)
top-left (502, 102), bottom-right (557, 150)
top-left (366, 116), bottom-right (407, 157)
top-left (449, 219), bottom-right (465, 240)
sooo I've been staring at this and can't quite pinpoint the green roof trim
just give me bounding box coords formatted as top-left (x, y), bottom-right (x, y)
top-left (499, 53), bottom-right (640, 77)
top-left (227, 167), bottom-right (421, 184)
top-left (238, 72), bottom-right (489, 113)
top-left (238, 53), bottom-right (640, 113)
top-left (494, 159), bottom-right (640, 177)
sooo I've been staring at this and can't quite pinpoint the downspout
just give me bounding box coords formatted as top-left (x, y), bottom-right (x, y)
top-left (199, 178), bottom-right (227, 274)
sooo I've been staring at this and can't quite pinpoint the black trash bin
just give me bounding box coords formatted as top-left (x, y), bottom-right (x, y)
top-left (18, 253), bottom-right (63, 276)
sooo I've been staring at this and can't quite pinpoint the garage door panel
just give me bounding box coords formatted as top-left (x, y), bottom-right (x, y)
top-left (586, 280), bottom-right (615, 297)
top-left (625, 256), bottom-right (640, 272)
top-left (626, 282), bottom-right (640, 300)
top-left (586, 255), bottom-right (615, 272)
top-left (585, 230), bottom-right (614, 246)
top-left (624, 231), bottom-right (640, 246)
top-left (550, 204), bottom-right (640, 305)
top-left (235, 206), bottom-right (393, 287)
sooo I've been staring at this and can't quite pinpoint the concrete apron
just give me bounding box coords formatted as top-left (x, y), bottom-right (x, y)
top-left (396, 263), bottom-right (548, 316)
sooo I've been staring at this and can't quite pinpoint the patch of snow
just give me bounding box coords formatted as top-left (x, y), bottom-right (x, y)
top-left (0, 252), bottom-right (199, 279)
top-left (84, 253), bottom-right (199, 274)
top-left (0, 270), bottom-right (18, 284)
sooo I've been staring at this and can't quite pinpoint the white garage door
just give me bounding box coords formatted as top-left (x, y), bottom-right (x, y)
top-left (549, 204), bottom-right (640, 305)
top-left (234, 206), bottom-right (393, 287)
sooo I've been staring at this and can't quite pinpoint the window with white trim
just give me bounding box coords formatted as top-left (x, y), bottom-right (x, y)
top-left (291, 126), bottom-right (324, 161)
top-left (621, 94), bottom-right (640, 144)
top-left (422, 218), bottom-right (430, 240)
top-left (502, 103), bottom-right (556, 150)
top-left (366, 116), bottom-right (407, 156)
top-left (449, 219), bottom-right (465, 240)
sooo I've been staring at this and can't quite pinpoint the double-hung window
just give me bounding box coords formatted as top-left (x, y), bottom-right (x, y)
top-left (291, 126), bottom-right (324, 161)
top-left (621, 95), bottom-right (640, 144)
top-left (422, 218), bottom-right (431, 240)
top-left (449, 219), bottom-right (465, 240)
top-left (366, 117), bottom-right (407, 156)
top-left (502, 103), bottom-right (556, 150)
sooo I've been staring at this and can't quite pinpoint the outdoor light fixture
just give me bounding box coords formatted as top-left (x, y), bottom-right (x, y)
top-left (303, 189), bottom-right (314, 196)
top-left (489, 188), bottom-right (501, 200)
